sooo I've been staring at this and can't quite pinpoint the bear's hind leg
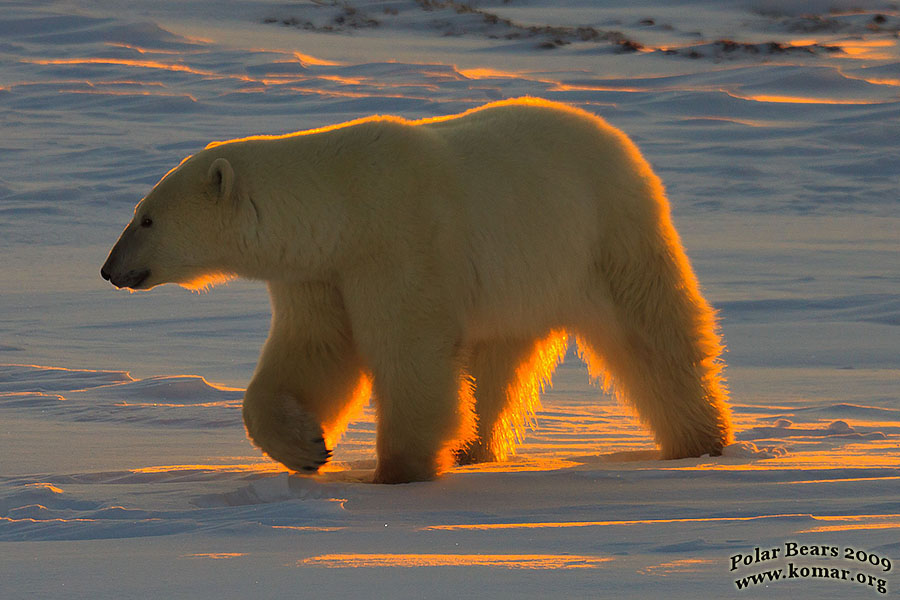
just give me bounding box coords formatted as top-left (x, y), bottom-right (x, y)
top-left (243, 282), bottom-right (368, 473)
top-left (456, 340), bottom-right (533, 465)
top-left (576, 254), bottom-right (732, 458)
top-left (576, 326), bottom-right (730, 459)
top-left (457, 332), bottom-right (568, 465)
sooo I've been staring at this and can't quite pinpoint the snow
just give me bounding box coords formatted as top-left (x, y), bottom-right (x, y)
top-left (1, 1), bottom-right (898, 598)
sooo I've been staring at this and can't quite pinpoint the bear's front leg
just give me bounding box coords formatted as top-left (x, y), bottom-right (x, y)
top-left (243, 282), bottom-right (368, 474)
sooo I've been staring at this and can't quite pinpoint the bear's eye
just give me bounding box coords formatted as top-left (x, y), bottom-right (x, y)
top-left (140, 216), bottom-right (153, 228)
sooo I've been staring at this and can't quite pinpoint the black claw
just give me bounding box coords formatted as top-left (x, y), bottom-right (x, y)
top-left (302, 465), bottom-right (317, 472)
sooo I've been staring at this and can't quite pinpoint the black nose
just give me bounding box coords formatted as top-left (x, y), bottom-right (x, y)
top-left (100, 268), bottom-right (111, 281)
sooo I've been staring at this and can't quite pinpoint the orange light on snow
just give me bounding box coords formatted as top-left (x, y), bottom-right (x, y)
top-left (23, 57), bottom-right (290, 89)
top-left (422, 514), bottom-right (817, 531)
top-left (25, 57), bottom-right (220, 77)
top-left (730, 93), bottom-right (887, 105)
top-left (293, 51), bottom-right (343, 67)
top-left (639, 558), bottom-right (716, 575)
top-left (298, 553), bottom-right (614, 569)
top-left (835, 38), bottom-right (896, 60)
top-left (457, 67), bottom-right (531, 80)
top-left (129, 463), bottom-right (288, 475)
top-left (797, 514), bottom-right (900, 533)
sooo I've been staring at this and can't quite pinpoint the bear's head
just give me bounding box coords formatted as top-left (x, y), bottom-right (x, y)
top-left (101, 154), bottom-right (251, 291)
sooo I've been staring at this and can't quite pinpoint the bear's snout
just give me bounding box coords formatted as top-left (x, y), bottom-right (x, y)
top-left (101, 264), bottom-right (151, 289)
top-left (102, 224), bottom-right (153, 289)
top-left (101, 247), bottom-right (151, 289)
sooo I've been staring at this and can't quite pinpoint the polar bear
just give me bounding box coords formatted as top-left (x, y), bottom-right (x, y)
top-left (101, 98), bottom-right (732, 483)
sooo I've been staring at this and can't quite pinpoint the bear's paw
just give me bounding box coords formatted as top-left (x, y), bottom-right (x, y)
top-left (250, 394), bottom-right (333, 474)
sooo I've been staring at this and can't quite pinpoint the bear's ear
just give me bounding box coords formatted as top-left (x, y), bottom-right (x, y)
top-left (207, 158), bottom-right (235, 203)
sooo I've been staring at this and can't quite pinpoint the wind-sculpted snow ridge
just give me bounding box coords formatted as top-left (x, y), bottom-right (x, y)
top-left (0, 364), bottom-right (132, 393)
top-left (0, 364), bottom-right (243, 428)
top-left (0, 471), bottom-right (351, 541)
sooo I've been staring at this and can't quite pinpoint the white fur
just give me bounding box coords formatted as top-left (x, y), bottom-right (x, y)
top-left (102, 98), bottom-right (732, 483)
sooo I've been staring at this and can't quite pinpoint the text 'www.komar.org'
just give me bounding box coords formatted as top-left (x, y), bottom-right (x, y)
top-left (730, 542), bottom-right (891, 595)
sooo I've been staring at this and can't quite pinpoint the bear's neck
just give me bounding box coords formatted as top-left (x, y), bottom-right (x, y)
top-left (229, 194), bottom-right (349, 284)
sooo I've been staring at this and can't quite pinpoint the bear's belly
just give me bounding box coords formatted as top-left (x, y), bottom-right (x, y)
top-left (462, 266), bottom-right (590, 342)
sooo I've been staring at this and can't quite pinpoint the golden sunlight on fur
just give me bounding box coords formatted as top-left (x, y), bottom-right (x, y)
top-left (490, 330), bottom-right (569, 462)
top-left (321, 374), bottom-right (372, 450)
top-left (181, 272), bottom-right (235, 293)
